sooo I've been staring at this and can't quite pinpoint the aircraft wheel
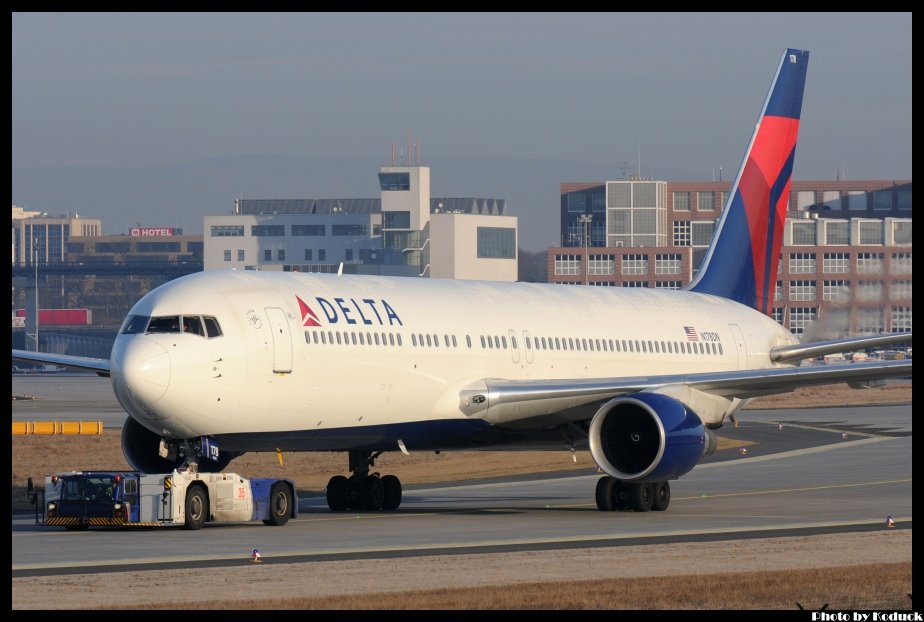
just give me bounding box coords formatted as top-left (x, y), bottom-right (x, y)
top-left (595, 476), bottom-right (615, 511)
top-left (612, 480), bottom-right (632, 511)
top-left (381, 475), bottom-right (402, 510)
top-left (652, 481), bottom-right (671, 512)
top-left (326, 475), bottom-right (349, 511)
top-left (629, 483), bottom-right (653, 512)
top-left (363, 476), bottom-right (385, 511)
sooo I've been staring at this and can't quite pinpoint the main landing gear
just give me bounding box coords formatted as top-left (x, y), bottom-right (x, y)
top-left (595, 476), bottom-right (671, 512)
top-left (325, 450), bottom-right (403, 512)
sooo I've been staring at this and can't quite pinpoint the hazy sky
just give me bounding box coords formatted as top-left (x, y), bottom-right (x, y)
top-left (12, 13), bottom-right (912, 246)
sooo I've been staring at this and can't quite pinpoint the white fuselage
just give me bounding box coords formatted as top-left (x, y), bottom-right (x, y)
top-left (110, 270), bottom-right (797, 450)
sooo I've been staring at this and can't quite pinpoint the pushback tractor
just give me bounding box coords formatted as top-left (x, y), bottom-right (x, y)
top-left (32, 470), bottom-right (297, 530)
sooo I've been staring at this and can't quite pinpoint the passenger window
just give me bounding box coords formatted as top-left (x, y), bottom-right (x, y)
top-left (304, 332), bottom-right (311, 344)
top-left (412, 334), bottom-right (418, 347)
top-left (502, 336), bottom-right (508, 349)
top-left (582, 338), bottom-right (588, 351)
top-left (718, 343), bottom-right (723, 355)
top-left (374, 333), bottom-right (381, 346)
top-left (359, 333), bottom-right (365, 345)
top-left (452, 335), bottom-right (457, 348)
top-left (351, 333), bottom-right (357, 345)
top-left (480, 336), bottom-right (486, 348)
top-left (389, 334), bottom-right (395, 346)
top-left (494, 336), bottom-right (501, 349)
top-left (336, 332), bottom-right (342, 345)
top-left (486, 337), bottom-right (493, 350)
top-left (426, 334), bottom-right (432, 347)
top-left (609, 339), bottom-right (615, 351)
top-left (466, 335), bottom-right (471, 348)
top-left (147, 316), bottom-right (181, 334)
top-left (312, 332), bottom-right (319, 344)
top-left (320, 332), bottom-right (327, 344)
top-left (525, 337), bottom-right (531, 350)
top-left (444, 335), bottom-right (450, 347)
top-left (554, 338), bottom-right (561, 350)
top-left (433, 334), bottom-right (439, 348)
top-left (396, 334), bottom-right (402, 346)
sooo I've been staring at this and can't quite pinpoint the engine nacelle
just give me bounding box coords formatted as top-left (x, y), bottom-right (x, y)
top-left (588, 392), bottom-right (709, 483)
top-left (121, 417), bottom-right (240, 474)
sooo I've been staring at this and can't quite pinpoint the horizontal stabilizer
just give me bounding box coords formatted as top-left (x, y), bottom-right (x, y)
top-left (770, 332), bottom-right (912, 364)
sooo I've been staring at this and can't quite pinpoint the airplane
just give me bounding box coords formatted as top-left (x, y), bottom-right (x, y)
top-left (14, 48), bottom-right (912, 514)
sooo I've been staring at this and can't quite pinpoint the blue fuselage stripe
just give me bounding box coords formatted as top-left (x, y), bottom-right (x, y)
top-left (761, 145), bottom-right (797, 311)
top-left (215, 419), bottom-right (502, 453)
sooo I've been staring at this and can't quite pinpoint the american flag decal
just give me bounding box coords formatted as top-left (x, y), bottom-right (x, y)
top-left (684, 326), bottom-right (699, 341)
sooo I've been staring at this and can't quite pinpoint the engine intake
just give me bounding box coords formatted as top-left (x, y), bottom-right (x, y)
top-left (588, 393), bottom-right (708, 482)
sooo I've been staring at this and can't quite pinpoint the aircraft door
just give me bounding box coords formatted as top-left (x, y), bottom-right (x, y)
top-left (728, 323), bottom-right (749, 370)
top-left (508, 329), bottom-right (520, 364)
top-left (522, 330), bottom-right (534, 364)
top-left (265, 307), bottom-right (293, 373)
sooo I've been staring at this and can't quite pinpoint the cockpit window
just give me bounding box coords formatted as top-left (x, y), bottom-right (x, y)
top-left (125, 314), bottom-right (221, 338)
top-left (182, 316), bottom-right (204, 336)
top-left (147, 316), bottom-right (181, 333)
top-left (121, 315), bottom-right (150, 335)
top-left (203, 316), bottom-right (223, 338)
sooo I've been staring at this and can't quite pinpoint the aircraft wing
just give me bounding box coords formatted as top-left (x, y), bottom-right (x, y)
top-left (12, 349), bottom-right (111, 377)
top-left (459, 359), bottom-right (911, 424)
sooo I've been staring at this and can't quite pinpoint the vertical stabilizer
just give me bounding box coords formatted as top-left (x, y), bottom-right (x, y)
top-left (688, 48), bottom-right (809, 314)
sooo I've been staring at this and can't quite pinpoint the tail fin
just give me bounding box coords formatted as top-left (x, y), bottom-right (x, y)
top-left (688, 48), bottom-right (809, 314)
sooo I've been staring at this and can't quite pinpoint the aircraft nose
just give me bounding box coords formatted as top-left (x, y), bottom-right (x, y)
top-left (119, 339), bottom-right (171, 406)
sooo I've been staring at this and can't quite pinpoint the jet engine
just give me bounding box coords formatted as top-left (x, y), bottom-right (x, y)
top-left (588, 392), bottom-right (715, 482)
top-left (121, 416), bottom-right (240, 473)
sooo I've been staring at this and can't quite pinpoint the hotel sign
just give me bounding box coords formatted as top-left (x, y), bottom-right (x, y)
top-left (130, 227), bottom-right (174, 236)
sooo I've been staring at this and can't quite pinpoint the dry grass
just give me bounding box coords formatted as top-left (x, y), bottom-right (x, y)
top-left (136, 562), bottom-right (913, 610)
top-left (747, 382), bottom-right (911, 408)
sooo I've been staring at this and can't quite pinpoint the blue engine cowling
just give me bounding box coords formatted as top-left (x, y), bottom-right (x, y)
top-left (588, 392), bottom-right (710, 482)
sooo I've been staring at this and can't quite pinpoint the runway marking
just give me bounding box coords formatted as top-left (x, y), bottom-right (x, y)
top-left (293, 512), bottom-right (435, 523)
top-left (762, 420), bottom-right (891, 438)
top-left (695, 435), bottom-right (894, 468)
top-left (679, 478), bottom-right (912, 501)
top-left (544, 478), bottom-right (912, 509)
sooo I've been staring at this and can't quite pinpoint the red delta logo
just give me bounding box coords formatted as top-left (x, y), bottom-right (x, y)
top-left (296, 296), bottom-right (322, 327)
